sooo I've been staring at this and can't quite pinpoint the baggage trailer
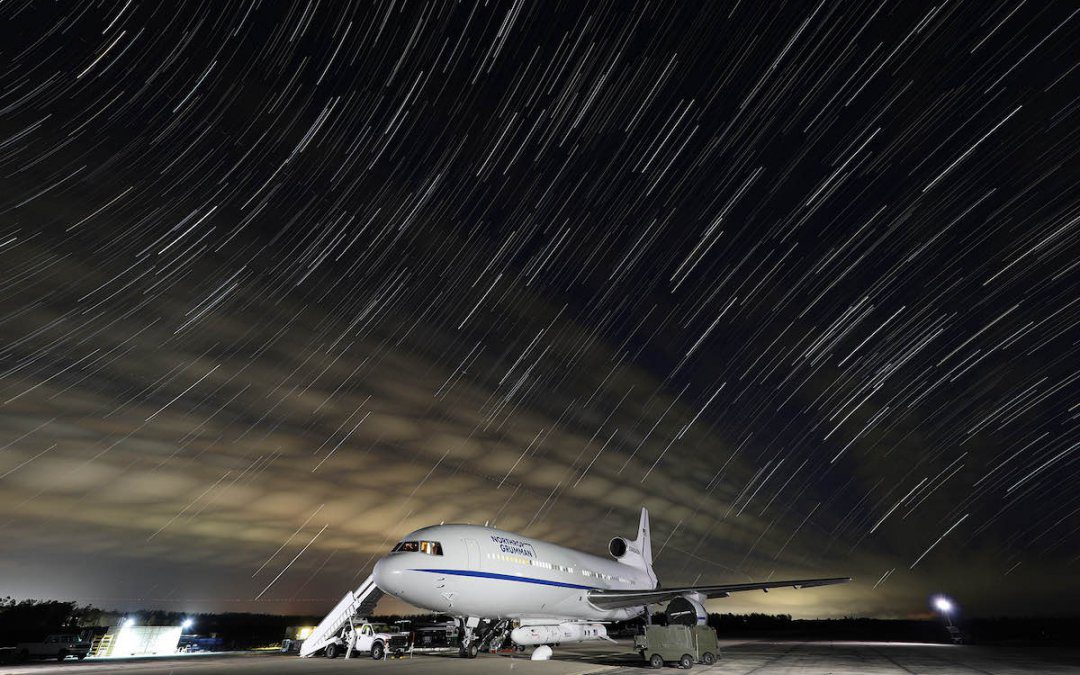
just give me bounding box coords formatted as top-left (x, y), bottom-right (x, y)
top-left (633, 624), bottom-right (719, 668)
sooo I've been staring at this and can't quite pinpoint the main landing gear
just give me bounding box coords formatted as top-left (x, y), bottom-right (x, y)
top-left (458, 616), bottom-right (515, 657)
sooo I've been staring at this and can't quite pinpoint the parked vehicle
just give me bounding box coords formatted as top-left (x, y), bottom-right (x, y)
top-left (15, 634), bottom-right (92, 662)
top-left (633, 624), bottom-right (719, 668)
top-left (412, 622), bottom-right (460, 651)
top-left (318, 621), bottom-right (411, 659)
top-left (280, 637), bottom-right (302, 654)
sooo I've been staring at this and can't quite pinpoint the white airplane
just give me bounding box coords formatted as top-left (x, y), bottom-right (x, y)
top-left (370, 507), bottom-right (850, 658)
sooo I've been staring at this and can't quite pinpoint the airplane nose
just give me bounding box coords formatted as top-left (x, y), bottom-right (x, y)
top-left (372, 558), bottom-right (387, 588)
top-left (372, 556), bottom-right (400, 593)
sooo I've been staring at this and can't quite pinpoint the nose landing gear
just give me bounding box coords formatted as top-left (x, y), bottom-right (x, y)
top-left (459, 641), bottom-right (479, 658)
top-left (458, 617), bottom-right (480, 658)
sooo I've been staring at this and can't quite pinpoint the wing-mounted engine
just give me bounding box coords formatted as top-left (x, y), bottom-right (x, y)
top-left (665, 594), bottom-right (708, 626)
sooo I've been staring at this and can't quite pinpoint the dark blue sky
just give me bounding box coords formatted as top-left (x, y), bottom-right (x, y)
top-left (0, 0), bottom-right (1076, 618)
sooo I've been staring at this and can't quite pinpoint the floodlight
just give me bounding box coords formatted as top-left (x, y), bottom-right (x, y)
top-left (181, 618), bottom-right (194, 630)
top-left (933, 597), bottom-right (953, 613)
top-left (123, 618), bottom-right (135, 628)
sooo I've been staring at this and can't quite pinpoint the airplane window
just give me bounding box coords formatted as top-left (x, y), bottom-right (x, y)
top-left (420, 541), bottom-right (443, 555)
top-left (392, 540), bottom-right (443, 554)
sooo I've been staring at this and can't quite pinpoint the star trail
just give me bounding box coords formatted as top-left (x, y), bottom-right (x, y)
top-left (0, 1), bottom-right (1077, 618)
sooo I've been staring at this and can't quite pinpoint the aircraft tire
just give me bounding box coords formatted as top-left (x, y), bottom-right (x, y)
top-left (649, 653), bottom-right (664, 668)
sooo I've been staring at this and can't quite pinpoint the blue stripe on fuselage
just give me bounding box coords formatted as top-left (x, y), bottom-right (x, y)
top-left (410, 568), bottom-right (595, 590)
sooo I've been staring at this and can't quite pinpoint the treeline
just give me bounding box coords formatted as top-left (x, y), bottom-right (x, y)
top-left (608, 609), bottom-right (1078, 645)
top-left (690, 611), bottom-right (1079, 645)
top-left (4, 599), bottom-right (1077, 648)
top-left (0, 598), bottom-right (103, 645)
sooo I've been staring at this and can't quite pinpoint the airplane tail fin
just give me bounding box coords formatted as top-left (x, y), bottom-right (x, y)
top-left (617, 507), bottom-right (657, 587)
top-left (636, 507), bottom-right (653, 569)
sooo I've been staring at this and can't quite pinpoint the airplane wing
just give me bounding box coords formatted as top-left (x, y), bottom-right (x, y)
top-left (587, 577), bottom-right (852, 610)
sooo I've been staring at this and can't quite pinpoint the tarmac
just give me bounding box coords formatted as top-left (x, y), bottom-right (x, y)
top-left (1, 639), bottom-right (1078, 674)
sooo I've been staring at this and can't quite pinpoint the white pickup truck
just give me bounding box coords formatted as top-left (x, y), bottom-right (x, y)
top-left (15, 634), bottom-right (92, 661)
top-left (320, 622), bottom-right (410, 659)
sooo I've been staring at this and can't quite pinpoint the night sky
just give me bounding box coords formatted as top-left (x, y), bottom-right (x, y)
top-left (1, 1), bottom-right (1077, 620)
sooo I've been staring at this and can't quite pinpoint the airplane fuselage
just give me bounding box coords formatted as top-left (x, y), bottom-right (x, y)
top-left (372, 523), bottom-right (652, 622)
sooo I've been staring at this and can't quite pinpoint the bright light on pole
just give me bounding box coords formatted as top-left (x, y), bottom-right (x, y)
top-left (932, 595), bottom-right (957, 629)
top-left (181, 618), bottom-right (194, 630)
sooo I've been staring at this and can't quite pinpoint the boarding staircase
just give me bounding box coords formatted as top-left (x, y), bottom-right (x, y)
top-left (299, 574), bottom-right (384, 657)
top-left (90, 632), bottom-right (114, 658)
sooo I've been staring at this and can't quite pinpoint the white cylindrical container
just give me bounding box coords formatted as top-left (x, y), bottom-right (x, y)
top-left (510, 622), bottom-right (607, 646)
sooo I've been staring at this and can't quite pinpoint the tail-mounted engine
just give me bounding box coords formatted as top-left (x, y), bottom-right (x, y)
top-left (607, 508), bottom-right (656, 588)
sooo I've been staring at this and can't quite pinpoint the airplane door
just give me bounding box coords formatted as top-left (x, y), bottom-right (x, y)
top-left (463, 538), bottom-right (481, 570)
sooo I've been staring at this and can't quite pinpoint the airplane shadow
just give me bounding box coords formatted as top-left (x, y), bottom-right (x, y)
top-left (498, 648), bottom-right (648, 668)
top-left (415, 645), bottom-right (649, 667)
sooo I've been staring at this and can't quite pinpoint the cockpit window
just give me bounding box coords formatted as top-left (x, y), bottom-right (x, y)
top-left (391, 540), bottom-right (442, 555)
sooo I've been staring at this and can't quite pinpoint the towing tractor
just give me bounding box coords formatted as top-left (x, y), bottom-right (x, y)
top-left (634, 624), bottom-right (719, 669)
